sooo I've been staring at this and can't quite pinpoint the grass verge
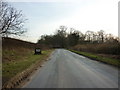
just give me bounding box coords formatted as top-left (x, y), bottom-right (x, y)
top-left (2, 49), bottom-right (54, 85)
top-left (69, 49), bottom-right (120, 67)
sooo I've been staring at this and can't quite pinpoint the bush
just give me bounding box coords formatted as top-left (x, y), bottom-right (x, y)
top-left (72, 43), bottom-right (120, 55)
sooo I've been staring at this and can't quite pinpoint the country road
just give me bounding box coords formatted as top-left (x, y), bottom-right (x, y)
top-left (23, 49), bottom-right (118, 88)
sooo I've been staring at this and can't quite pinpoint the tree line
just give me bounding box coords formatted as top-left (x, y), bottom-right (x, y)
top-left (37, 26), bottom-right (119, 48)
top-left (0, 0), bottom-right (119, 48)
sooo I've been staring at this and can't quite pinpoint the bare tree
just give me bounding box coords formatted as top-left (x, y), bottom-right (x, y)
top-left (0, 0), bottom-right (27, 37)
top-left (85, 31), bottom-right (94, 42)
top-left (97, 30), bottom-right (105, 43)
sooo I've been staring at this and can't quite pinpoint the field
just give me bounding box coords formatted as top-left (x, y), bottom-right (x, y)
top-left (2, 37), bottom-right (53, 86)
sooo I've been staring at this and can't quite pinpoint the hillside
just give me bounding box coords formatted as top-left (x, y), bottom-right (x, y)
top-left (3, 37), bottom-right (40, 49)
top-left (2, 37), bottom-right (52, 86)
top-left (2, 37), bottom-right (49, 62)
top-left (3, 37), bottom-right (36, 63)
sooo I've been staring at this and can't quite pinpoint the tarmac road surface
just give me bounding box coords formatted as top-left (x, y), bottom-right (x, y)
top-left (23, 49), bottom-right (118, 88)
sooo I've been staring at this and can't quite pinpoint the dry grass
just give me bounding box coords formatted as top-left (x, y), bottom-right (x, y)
top-left (2, 37), bottom-right (53, 85)
top-left (72, 43), bottom-right (120, 55)
top-left (2, 50), bottom-right (53, 85)
top-left (2, 37), bottom-right (50, 63)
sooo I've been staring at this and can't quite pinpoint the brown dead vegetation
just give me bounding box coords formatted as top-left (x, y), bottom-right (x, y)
top-left (72, 43), bottom-right (120, 55)
top-left (2, 37), bottom-right (50, 63)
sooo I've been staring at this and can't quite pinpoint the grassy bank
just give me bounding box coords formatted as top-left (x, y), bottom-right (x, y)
top-left (2, 49), bottom-right (53, 85)
top-left (69, 49), bottom-right (120, 67)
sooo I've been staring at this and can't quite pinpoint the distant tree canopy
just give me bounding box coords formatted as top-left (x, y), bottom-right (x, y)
top-left (37, 25), bottom-right (119, 48)
top-left (0, 0), bottom-right (27, 37)
top-left (38, 26), bottom-right (67, 48)
top-left (67, 29), bottom-right (80, 46)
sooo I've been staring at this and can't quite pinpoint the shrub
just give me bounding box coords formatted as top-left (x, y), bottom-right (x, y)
top-left (72, 43), bottom-right (120, 55)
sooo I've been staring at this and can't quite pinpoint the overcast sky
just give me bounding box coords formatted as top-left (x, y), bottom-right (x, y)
top-left (7, 0), bottom-right (119, 43)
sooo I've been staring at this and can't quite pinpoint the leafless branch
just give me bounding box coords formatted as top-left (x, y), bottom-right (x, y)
top-left (0, 0), bottom-right (27, 37)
